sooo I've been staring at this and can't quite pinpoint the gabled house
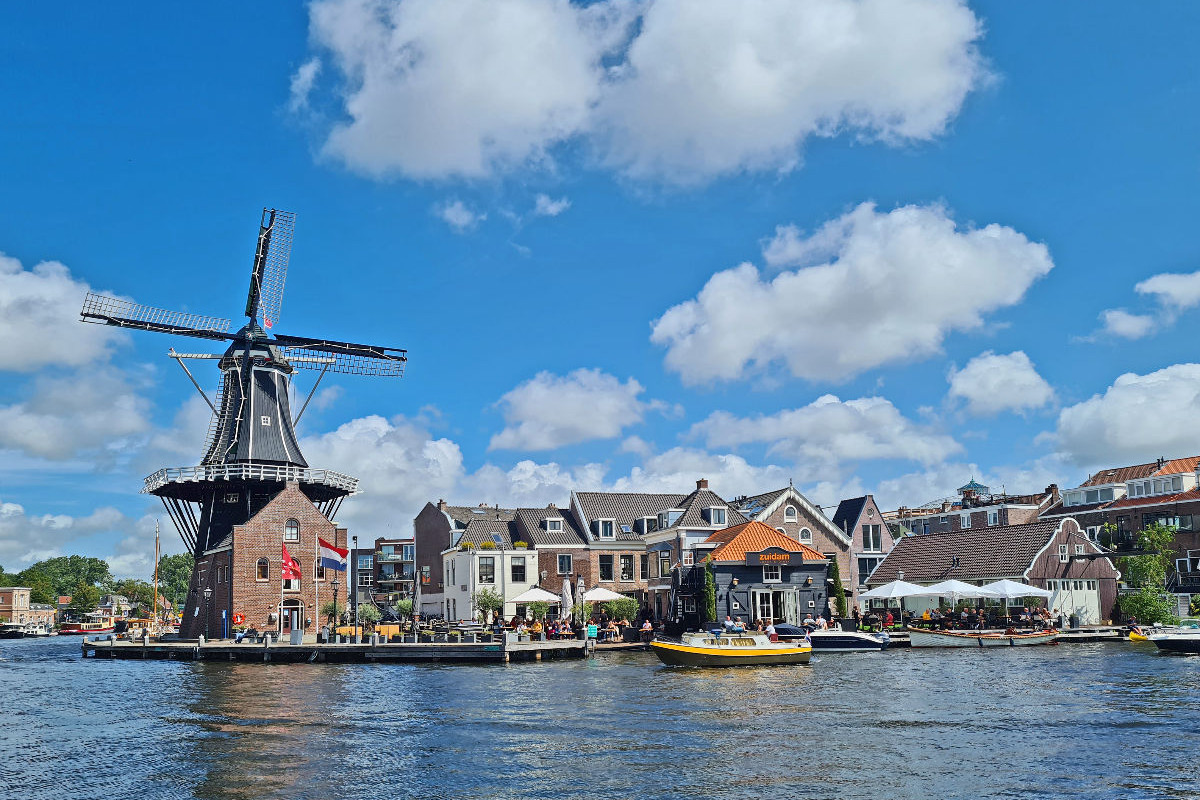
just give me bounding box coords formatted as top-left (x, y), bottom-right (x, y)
top-left (865, 518), bottom-right (1120, 625)
top-left (831, 495), bottom-right (896, 598)
top-left (676, 521), bottom-right (828, 630)
top-left (1040, 456), bottom-right (1200, 594)
top-left (440, 516), bottom-right (537, 623)
top-left (509, 505), bottom-right (589, 599)
top-left (734, 485), bottom-right (852, 599)
top-left (413, 500), bottom-right (515, 614)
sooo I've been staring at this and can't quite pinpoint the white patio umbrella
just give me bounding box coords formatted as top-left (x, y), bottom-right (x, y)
top-left (583, 587), bottom-right (624, 602)
top-left (980, 579), bottom-right (1053, 600)
top-left (916, 579), bottom-right (1001, 603)
top-left (559, 580), bottom-right (573, 621)
top-left (510, 586), bottom-right (560, 604)
top-left (859, 579), bottom-right (928, 600)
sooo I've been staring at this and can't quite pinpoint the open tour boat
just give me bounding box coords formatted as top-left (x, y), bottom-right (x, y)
top-left (907, 628), bottom-right (1058, 648)
top-left (650, 631), bottom-right (812, 667)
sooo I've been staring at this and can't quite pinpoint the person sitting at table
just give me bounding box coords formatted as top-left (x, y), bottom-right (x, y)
top-left (617, 617), bottom-right (630, 627)
top-left (530, 619), bottom-right (543, 635)
top-left (922, 608), bottom-right (932, 622)
top-left (884, 610), bottom-right (894, 629)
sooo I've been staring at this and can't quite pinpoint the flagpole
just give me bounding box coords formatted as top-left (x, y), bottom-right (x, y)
top-left (314, 529), bottom-right (319, 642)
top-left (153, 520), bottom-right (160, 629)
top-left (279, 544), bottom-right (285, 640)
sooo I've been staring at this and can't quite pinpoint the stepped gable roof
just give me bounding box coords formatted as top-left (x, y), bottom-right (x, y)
top-left (1080, 462), bottom-right (1158, 487)
top-left (673, 487), bottom-right (749, 528)
top-left (573, 491), bottom-right (686, 541)
top-left (735, 488), bottom-right (787, 518)
top-left (457, 517), bottom-right (516, 549)
top-left (832, 496), bottom-right (867, 534)
top-left (511, 507), bottom-right (589, 546)
top-left (865, 519), bottom-right (1064, 584)
top-left (443, 504), bottom-right (516, 528)
top-left (705, 521), bottom-right (826, 563)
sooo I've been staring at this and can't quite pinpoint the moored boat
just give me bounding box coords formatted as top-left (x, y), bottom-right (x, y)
top-left (907, 628), bottom-right (1058, 648)
top-left (0, 622), bottom-right (27, 639)
top-left (1148, 619), bottom-right (1200, 654)
top-left (58, 621), bottom-right (116, 635)
top-left (650, 631), bottom-right (812, 667)
top-left (774, 623), bottom-right (890, 652)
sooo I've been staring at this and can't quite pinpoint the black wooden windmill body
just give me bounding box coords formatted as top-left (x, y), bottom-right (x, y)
top-left (80, 209), bottom-right (405, 634)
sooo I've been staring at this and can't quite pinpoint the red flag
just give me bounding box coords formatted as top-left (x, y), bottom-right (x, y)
top-left (281, 543), bottom-right (302, 581)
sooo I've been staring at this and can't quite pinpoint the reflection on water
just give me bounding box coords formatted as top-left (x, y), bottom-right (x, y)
top-left (2, 638), bottom-right (1200, 799)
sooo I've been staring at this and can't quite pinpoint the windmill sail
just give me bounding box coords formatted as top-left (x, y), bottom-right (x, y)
top-left (276, 332), bottom-right (407, 377)
top-left (81, 293), bottom-right (232, 340)
top-left (245, 208), bottom-right (294, 330)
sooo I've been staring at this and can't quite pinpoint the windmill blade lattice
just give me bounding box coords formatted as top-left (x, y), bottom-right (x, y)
top-left (253, 208), bottom-right (294, 330)
top-left (81, 292), bottom-right (232, 340)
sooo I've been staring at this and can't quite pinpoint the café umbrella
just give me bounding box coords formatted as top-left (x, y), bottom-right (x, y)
top-left (582, 587), bottom-right (624, 602)
top-left (510, 587), bottom-right (561, 604)
top-left (979, 579), bottom-right (1054, 600)
top-left (560, 580), bottom-right (573, 621)
top-left (915, 579), bottom-right (1001, 603)
top-left (859, 580), bottom-right (927, 600)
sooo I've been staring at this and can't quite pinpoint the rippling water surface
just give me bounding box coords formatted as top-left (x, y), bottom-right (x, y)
top-left (1, 637), bottom-right (1198, 799)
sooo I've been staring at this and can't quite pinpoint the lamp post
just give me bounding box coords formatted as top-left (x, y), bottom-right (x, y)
top-left (202, 587), bottom-right (212, 642)
top-left (331, 576), bottom-right (340, 638)
top-left (351, 535), bottom-right (358, 642)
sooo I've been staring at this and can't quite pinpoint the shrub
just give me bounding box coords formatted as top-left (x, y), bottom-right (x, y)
top-left (479, 541), bottom-right (497, 550)
top-left (513, 541), bottom-right (529, 549)
top-left (602, 597), bottom-right (639, 622)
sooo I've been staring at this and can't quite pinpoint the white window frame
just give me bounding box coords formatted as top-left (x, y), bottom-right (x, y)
top-left (478, 556), bottom-right (496, 584)
top-left (799, 527), bottom-right (812, 543)
top-left (682, 550), bottom-right (694, 567)
top-left (284, 519), bottom-right (300, 542)
top-left (1075, 544), bottom-right (1085, 555)
top-left (283, 578), bottom-right (299, 592)
top-left (557, 554), bottom-right (572, 575)
top-left (597, 519), bottom-right (616, 539)
top-left (708, 507), bottom-right (727, 526)
top-left (784, 505), bottom-right (798, 522)
top-left (1058, 544), bottom-right (1069, 563)
top-left (763, 565), bottom-right (781, 583)
top-left (960, 514), bottom-right (971, 529)
top-left (545, 518), bottom-right (563, 533)
top-left (987, 510), bottom-right (998, 526)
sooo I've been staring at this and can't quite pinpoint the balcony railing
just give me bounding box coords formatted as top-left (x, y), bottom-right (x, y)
top-left (143, 462), bottom-right (358, 494)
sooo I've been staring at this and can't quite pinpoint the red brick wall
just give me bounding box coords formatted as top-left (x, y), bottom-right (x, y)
top-left (756, 502), bottom-right (851, 591)
top-left (230, 483), bottom-right (348, 634)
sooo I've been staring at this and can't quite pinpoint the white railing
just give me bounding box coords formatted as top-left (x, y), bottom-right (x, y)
top-left (143, 462), bottom-right (359, 494)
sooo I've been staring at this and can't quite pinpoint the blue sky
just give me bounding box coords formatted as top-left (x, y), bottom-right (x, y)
top-left (3, 1), bottom-right (1200, 578)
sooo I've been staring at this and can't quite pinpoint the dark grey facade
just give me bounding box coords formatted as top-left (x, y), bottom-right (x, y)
top-left (675, 547), bottom-right (830, 630)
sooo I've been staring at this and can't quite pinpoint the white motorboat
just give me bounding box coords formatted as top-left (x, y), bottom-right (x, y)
top-left (1148, 619), bottom-right (1200, 654)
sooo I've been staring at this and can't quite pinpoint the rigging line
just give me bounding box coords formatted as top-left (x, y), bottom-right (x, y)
top-left (292, 361), bottom-right (330, 428)
top-left (169, 350), bottom-right (218, 414)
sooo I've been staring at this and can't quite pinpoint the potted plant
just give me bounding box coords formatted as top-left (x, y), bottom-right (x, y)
top-left (479, 540), bottom-right (496, 550)
top-left (513, 541), bottom-right (529, 549)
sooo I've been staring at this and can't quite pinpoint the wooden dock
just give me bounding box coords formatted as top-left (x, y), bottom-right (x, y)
top-left (82, 636), bottom-right (591, 663)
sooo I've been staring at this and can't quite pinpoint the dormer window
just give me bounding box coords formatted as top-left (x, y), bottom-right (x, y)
top-left (784, 506), bottom-right (798, 522)
top-left (596, 519), bottom-right (615, 539)
top-left (545, 518), bottom-right (563, 533)
top-left (658, 509), bottom-right (684, 529)
top-left (707, 507), bottom-right (727, 526)
top-left (639, 517), bottom-right (657, 534)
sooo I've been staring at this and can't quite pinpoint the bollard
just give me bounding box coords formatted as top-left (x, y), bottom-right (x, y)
top-left (198, 634), bottom-right (205, 646)
top-left (370, 633), bottom-right (378, 646)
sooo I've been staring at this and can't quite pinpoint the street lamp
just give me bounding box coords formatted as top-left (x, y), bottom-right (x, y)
top-left (352, 535), bottom-right (358, 642)
top-left (202, 587), bottom-right (212, 642)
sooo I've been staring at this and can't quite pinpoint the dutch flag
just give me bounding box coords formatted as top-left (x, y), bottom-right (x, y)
top-left (319, 537), bottom-right (348, 572)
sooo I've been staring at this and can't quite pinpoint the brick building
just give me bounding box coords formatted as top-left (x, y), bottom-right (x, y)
top-left (414, 501), bottom-right (515, 614)
top-left (831, 495), bottom-right (899, 597)
top-left (188, 481), bottom-right (348, 639)
top-left (892, 479), bottom-right (1060, 537)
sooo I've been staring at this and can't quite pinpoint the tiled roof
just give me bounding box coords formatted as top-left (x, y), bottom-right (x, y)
top-left (573, 491), bottom-right (687, 541)
top-left (735, 488), bottom-right (787, 517)
top-left (457, 518), bottom-right (516, 548)
top-left (866, 520), bottom-right (1064, 584)
top-left (1105, 488), bottom-right (1200, 510)
top-left (443, 505), bottom-right (517, 527)
top-left (1080, 463), bottom-right (1158, 487)
top-left (1155, 457), bottom-right (1200, 476)
top-left (511, 507), bottom-right (589, 546)
top-left (1039, 499), bottom-right (1110, 517)
top-left (674, 488), bottom-right (749, 529)
top-left (705, 521), bottom-right (826, 563)
top-left (832, 496), bottom-right (866, 534)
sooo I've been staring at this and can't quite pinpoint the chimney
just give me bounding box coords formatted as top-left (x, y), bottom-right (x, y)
top-left (1158, 456), bottom-right (1165, 468)
top-left (696, 478), bottom-right (709, 490)
top-left (437, 499), bottom-right (447, 511)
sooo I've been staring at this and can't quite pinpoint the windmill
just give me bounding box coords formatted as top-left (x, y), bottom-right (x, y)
top-left (80, 209), bottom-right (405, 637)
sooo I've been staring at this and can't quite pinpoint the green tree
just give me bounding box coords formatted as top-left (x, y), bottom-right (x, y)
top-left (28, 556), bottom-right (112, 598)
top-left (828, 557), bottom-right (848, 617)
top-left (157, 553), bottom-right (195, 606)
top-left (1116, 522), bottom-right (1179, 625)
top-left (395, 598), bottom-right (414, 615)
top-left (68, 583), bottom-right (101, 614)
top-left (112, 578), bottom-right (157, 613)
top-left (19, 568), bottom-right (55, 605)
top-left (528, 601), bottom-right (550, 621)
top-left (602, 597), bottom-right (639, 622)
top-left (471, 587), bottom-right (504, 623)
top-left (702, 560), bottom-right (717, 624)
top-left (356, 603), bottom-right (381, 631)
top-left (320, 600), bottom-right (346, 623)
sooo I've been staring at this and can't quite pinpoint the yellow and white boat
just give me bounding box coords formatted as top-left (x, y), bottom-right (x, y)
top-left (650, 630), bottom-right (812, 667)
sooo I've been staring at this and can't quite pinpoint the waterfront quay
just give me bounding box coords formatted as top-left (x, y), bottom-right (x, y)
top-left (81, 635), bottom-right (598, 663)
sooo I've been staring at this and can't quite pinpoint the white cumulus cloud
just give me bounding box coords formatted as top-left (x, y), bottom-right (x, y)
top-left (0, 252), bottom-right (128, 372)
top-left (1054, 363), bottom-right (1200, 467)
top-left (1097, 308), bottom-right (1155, 340)
top-left (533, 194), bottom-right (571, 217)
top-left (652, 202), bottom-right (1053, 384)
top-left (289, 57), bottom-right (323, 113)
top-left (1136, 270), bottom-right (1200, 312)
top-left (305, 0), bottom-right (986, 184)
top-left (947, 350), bottom-right (1055, 416)
top-left (490, 368), bottom-right (655, 451)
top-left (690, 394), bottom-right (961, 469)
top-left (435, 199), bottom-right (486, 232)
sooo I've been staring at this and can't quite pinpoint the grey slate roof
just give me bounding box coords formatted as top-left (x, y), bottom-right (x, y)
top-left (443, 505), bottom-right (516, 529)
top-left (832, 497), bottom-right (867, 535)
top-left (866, 519), bottom-right (1064, 585)
top-left (572, 492), bottom-right (687, 541)
top-left (512, 507), bottom-right (589, 547)
top-left (735, 488), bottom-right (787, 518)
top-left (674, 488), bottom-right (749, 528)
top-left (457, 518), bottom-right (517, 549)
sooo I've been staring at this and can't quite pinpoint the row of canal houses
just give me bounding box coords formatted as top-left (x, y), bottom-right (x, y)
top-left (412, 478), bottom-right (901, 629)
